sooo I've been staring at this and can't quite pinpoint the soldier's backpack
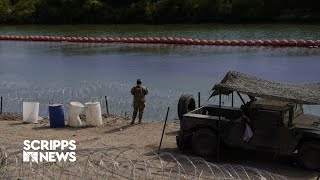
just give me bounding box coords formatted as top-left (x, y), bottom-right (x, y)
top-left (134, 86), bottom-right (145, 101)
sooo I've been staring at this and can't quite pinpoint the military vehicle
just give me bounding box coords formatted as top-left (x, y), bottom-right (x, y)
top-left (176, 71), bottom-right (320, 170)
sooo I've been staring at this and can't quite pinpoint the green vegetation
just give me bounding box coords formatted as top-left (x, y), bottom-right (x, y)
top-left (0, 0), bottom-right (319, 24)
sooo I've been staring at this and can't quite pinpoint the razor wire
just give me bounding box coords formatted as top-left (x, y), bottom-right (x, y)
top-left (0, 144), bottom-right (288, 180)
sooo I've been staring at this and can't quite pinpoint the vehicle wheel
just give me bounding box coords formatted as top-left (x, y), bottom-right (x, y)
top-left (298, 142), bottom-right (320, 170)
top-left (192, 128), bottom-right (217, 157)
top-left (178, 94), bottom-right (196, 120)
top-left (177, 131), bottom-right (192, 151)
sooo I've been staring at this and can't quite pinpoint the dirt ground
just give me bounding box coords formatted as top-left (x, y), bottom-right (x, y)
top-left (0, 114), bottom-right (319, 179)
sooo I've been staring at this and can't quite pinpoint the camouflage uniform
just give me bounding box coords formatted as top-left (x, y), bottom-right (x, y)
top-left (131, 84), bottom-right (148, 124)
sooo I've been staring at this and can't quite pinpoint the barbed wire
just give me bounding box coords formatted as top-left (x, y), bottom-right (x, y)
top-left (0, 144), bottom-right (287, 180)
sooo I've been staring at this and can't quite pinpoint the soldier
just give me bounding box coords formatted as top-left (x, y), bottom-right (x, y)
top-left (130, 79), bottom-right (148, 124)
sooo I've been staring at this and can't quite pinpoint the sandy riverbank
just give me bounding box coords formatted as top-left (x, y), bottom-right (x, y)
top-left (0, 114), bottom-right (318, 179)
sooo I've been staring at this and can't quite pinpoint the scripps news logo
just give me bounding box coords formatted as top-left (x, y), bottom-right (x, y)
top-left (23, 140), bottom-right (76, 163)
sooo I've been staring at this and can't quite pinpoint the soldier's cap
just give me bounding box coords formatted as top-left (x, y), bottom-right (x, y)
top-left (137, 79), bottom-right (142, 84)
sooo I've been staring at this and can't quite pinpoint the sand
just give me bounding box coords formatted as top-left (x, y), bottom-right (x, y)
top-left (0, 114), bottom-right (319, 179)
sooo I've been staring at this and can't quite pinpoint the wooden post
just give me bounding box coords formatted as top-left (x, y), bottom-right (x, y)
top-left (198, 92), bottom-right (201, 108)
top-left (105, 96), bottom-right (109, 115)
top-left (0, 96), bottom-right (2, 114)
top-left (217, 92), bottom-right (221, 162)
top-left (231, 91), bottom-right (234, 107)
top-left (158, 107), bottom-right (170, 154)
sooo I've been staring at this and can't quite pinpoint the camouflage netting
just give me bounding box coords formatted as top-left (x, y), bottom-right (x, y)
top-left (211, 71), bottom-right (320, 105)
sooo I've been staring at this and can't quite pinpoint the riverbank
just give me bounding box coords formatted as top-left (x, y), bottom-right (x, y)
top-left (0, 114), bottom-right (319, 179)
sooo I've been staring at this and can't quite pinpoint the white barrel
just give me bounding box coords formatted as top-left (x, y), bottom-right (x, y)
top-left (23, 102), bottom-right (40, 123)
top-left (85, 102), bottom-right (102, 126)
top-left (68, 102), bottom-right (84, 127)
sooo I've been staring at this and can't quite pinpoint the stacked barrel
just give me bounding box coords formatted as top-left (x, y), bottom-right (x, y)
top-left (0, 35), bottom-right (319, 47)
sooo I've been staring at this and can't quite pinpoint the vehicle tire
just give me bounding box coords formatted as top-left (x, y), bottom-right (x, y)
top-left (177, 131), bottom-right (192, 151)
top-left (192, 128), bottom-right (217, 157)
top-left (178, 94), bottom-right (196, 120)
top-left (298, 142), bottom-right (320, 170)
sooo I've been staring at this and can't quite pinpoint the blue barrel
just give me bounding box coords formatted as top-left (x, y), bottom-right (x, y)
top-left (49, 104), bottom-right (65, 128)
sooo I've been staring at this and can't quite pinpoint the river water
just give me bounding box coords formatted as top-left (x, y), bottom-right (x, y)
top-left (0, 24), bottom-right (319, 121)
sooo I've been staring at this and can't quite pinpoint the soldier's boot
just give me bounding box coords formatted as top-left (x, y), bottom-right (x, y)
top-left (131, 109), bottom-right (138, 124)
top-left (138, 108), bottom-right (144, 124)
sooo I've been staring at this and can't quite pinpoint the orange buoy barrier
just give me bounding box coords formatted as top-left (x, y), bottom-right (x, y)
top-left (223, 40), bottom-right (231, 46)
top-left (0, 35), bottom-right (318, 48)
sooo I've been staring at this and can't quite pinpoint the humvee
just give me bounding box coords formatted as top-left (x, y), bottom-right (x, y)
top-left (176, 71), bottom-right (320, 170)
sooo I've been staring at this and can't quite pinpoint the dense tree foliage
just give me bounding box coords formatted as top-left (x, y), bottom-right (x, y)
top-left (0, 0), bottom-right (319, 24)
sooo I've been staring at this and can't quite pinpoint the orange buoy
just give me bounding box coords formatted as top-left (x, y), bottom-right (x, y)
top-left (223, 40), bottom-right (231, 46)
top-left (0, 35), bottom-right (4, 40)
top-left (134, 38), bottom-right (140, 43)
top-left (60, 37), bottom-right (67, 41)
top-left (127, 37), bottom-right (133, 43)
top-left (255, 40), bottom-right (263, 46)
top-left (215, 40), bottom-right (223, 45)
top-left (160, 37), bottom-right (167, 43)
top-left (306, 40), bottom-right (315, 46)
top-left (76, 37), bottom-right (83, 42)
top-left (120, 38), bottom-right (127, 43)
top-left (20, 36), bottom-right (26, 40)
top-left (280, 39), bottom-right (288, 46)
top-left (208, 40), bottom-right (215, 45)
top-left (88, 37), bottom-right (94, 42)
top-left (83, 37), bottom-right (89, 42)
top-left (239, 40), bottom-right (247, 46)
top-left (166, 37), bottom-right (174, 43)
top-left (315, 40), bottom-right (320, 46)
top-left (100, 38), bottom-right (107, 42)
top-left (263, 39), bottom-right (271, 46)
top-left (173, 38), bottom-right (180, 44)
top-left (247, 40), bottom-right (255, 46)
top-left (187, 39), bottom-right (193, 45)
top-left (200, 39), bottom-right (208, 45)
top-left (65, 37), bottom-right (71, 42)
top-left (180, 38), bottom-right (187, 44)
top-left (114, 37), bottom-right (121, 42)
top-left (147, 37), bottom-right (154, 43)
top-left (94, 38), bottom-right (101, 42)
top-left (192, 39), bottom-right (200, 45)
top-left (288, 39), bottom-right (297, 46)
top-left (140, 38), bottom-right (147, 43)
top-left (271, 39), bottom-right (280, 46)
top-left (231, 40), bottom-right (239, 46)
top-left (70, 37), bottom-right (76, 42)
top-left (153, 37), bottom-right (160, 43)
top-left (297, 39), bottom-right (306, 47)
top-left (108, 37), bottom-right (115, 42)
top-left (3, 35), bottom-right (9, 40)
top-left (39, 36), bottom-right (45, 41)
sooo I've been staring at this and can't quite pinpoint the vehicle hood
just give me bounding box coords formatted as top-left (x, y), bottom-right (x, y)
top-left (293, 114), bottom-right (320, 132)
